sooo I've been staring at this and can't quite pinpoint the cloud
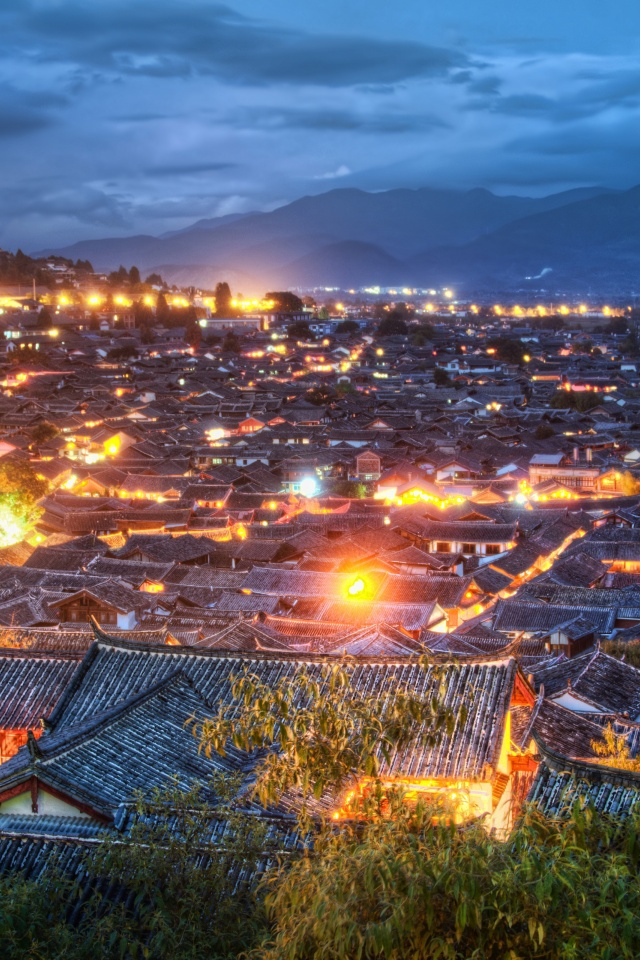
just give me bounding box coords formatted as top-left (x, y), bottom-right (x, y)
top-left (145, 161), bottom-right (238, 176)
top-left (314, 165), bottom-right (351, 180)
top-left (225, 105), bottom-right (447, 134)
top-left (0, 83), bottom-right (68, 137)
top-left (2, 1), bottom-right (468, 87)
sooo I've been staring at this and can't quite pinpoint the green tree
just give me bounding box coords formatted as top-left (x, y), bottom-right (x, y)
top-left (433, 367), bottom-right (451, 387)
top-left (128, 265), bottom-right (141, 285)
top-left (258, 796), bottom-right (640, 960)
top-left (602, 640), bottom-right (640, 669)
top-left (535, 423), bottom-right (556, 440)
top-left (0, 460), bottom-right (49, 546)
top-left (335, 319), bottom-right (359, 335)
top-left (222, 331), bottom-right (242, 353)
top-left (306, 386), bottom-right (336, 406)
top-left (550, 390), bottom-right (602, 412)
top-left (411, 322), bottom-right (435, 346)
top-left (35, 306), bottom-right (53, 329)
top-left (377, 314), bottom-right (408, 336)
top-left (287, 320), bottom-right (314, 340)
top-left (486, 336), bottom-right (526, 364)
top-left (0, 777), bottom-right (270, 960)
top-left (30, 421), bottom-right (59, 445)
top-left (620, 471), bottom-right (640, 496)
top-left (572, 338), bottom-right (594, 354)
top-left (265, 291), bottom-right (304, 313)
top-left (329, 479), bottom-right (369, 498)
top-left (190, 660), bottom-right (457, 813)
top-left (156, 292), bottom-right (171, 323)
top-left (591, 723), bottom-right (640, 773)
top-left (107, 344), bottom-right (137, 361)
top-left (214, 282), bottom-right (234, 316)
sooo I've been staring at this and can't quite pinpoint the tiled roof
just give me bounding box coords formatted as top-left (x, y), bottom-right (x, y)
top-left (528, 745), bottom-right (640, 818)
top-left (0, 651), bottom-right (79, 729)
top-left (44, 634), bottom-right (520, 782)
top-left (0, 673), bottom-right (245, 817)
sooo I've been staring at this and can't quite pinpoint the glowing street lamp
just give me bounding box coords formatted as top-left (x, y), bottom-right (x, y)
top-left (347, 577), bottom-right (365, 597)
top-left (299, 477), bottom-right (317, 498)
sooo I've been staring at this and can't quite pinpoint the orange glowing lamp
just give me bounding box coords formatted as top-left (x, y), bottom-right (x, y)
top-left (347, 577), bottom-right (365, 597)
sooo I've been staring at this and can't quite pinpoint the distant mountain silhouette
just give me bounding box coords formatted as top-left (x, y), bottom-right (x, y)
top-left (37, 183), bottom-right (637, 294)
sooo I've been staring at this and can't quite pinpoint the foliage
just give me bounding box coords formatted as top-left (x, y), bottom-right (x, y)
top-left (265, 291), bottom-right (304, 313)
top-left (4, 662), bottom-right (640, 959)
top-left (0, 248), bottom-right (64, 287)
top-left (335, 380), bottom-right (356, 397)
top-left (107, 344), bottom-right (137, 361)
top-left (602, 640), bottom-right (640, 669)
top-left (486, 335), bottom-right (526, 364)
top-left (377, 314), bottom-right (407, 337)
top-left (619, 470), bottom-right (640, 496)
top-left (334, 319), bottom-right (359, 335)
top-left (0, 460), bottom-right (49, 546)
top-left (190, 660), bottom-right (458, 814)
top-left (30, 421), bottom-right (59, 444)
top-left (591, 722), bottom-right (640, 772)
top-left (305, 386), bottom-right (335, 406)
top-left (328, 479), bottom-right (369, 499)
top-left (410, 322), bottom-right (435, 346)
top-left (550, 389), bottom-right (602, 412)
top-left (287, 320), bottom-right (315, 340)
top-left (257, 796), bottom-right (640, 960)
top-left (572, 338), bottom-right (594, 354)
top-left (215, 282), bottom-right (235, 317)
top-left (35, 306), bottom-right (54, 328)
top-left (0, 777), bottom-right (271, 960)
top-left (155, 292), bottom-right (171, 323)
top-left (532, 313), bottom-right (565, 331)
top-left (535, 423), bottom-right (556, 440)
top-left (433, 367), bottom-right (451, 387)
top-left (222, 331), bottom-right (242, 353)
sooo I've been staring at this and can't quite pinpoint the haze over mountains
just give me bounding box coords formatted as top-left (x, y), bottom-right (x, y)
top-left (37, 184), bottom-right (640, 295)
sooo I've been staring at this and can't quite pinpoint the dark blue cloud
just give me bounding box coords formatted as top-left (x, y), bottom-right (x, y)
top-left (0, 83), bottom-right (68, 137)
top-left (1, 1), bottom-right (467, 87)
top-left (0, 0), bottom-right (639, 249)
top-left (145, 161), bottom-right (238, 176)
top-left (226, 106), bottom-right (448, 134)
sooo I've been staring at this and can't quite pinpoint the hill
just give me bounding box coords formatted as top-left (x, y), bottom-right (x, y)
top-left (36, 183), bottom-right (636, 294)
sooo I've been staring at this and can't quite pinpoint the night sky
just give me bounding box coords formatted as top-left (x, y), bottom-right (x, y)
top-left (2, 1), bottom-right (640, 250)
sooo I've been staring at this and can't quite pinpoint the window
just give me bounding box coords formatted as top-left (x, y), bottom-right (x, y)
top-left (486, 544), bottom-right (501, 555)
top-left (461, 543), bottom-right (476, 554)
top-left (435, 542), bottom-right (451, 552)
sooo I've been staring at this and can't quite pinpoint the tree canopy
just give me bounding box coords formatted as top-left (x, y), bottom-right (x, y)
top-left (0, 460), bottom-right (49, 546)
top-left (265, 291), bottom-right (304, 313)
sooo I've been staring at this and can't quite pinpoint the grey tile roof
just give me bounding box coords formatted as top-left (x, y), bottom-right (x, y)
top-left (0, 651), bottom-right (79, 729)
top-left (0, 673), bottom-right (245, 818)
top-left (44, 634), bottom-right (520, 782)
top-left (528, 746), bottom-right (640, 819)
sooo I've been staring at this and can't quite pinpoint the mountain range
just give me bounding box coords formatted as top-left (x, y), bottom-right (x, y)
top-left (36, 184), bottom-right (640, 295)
